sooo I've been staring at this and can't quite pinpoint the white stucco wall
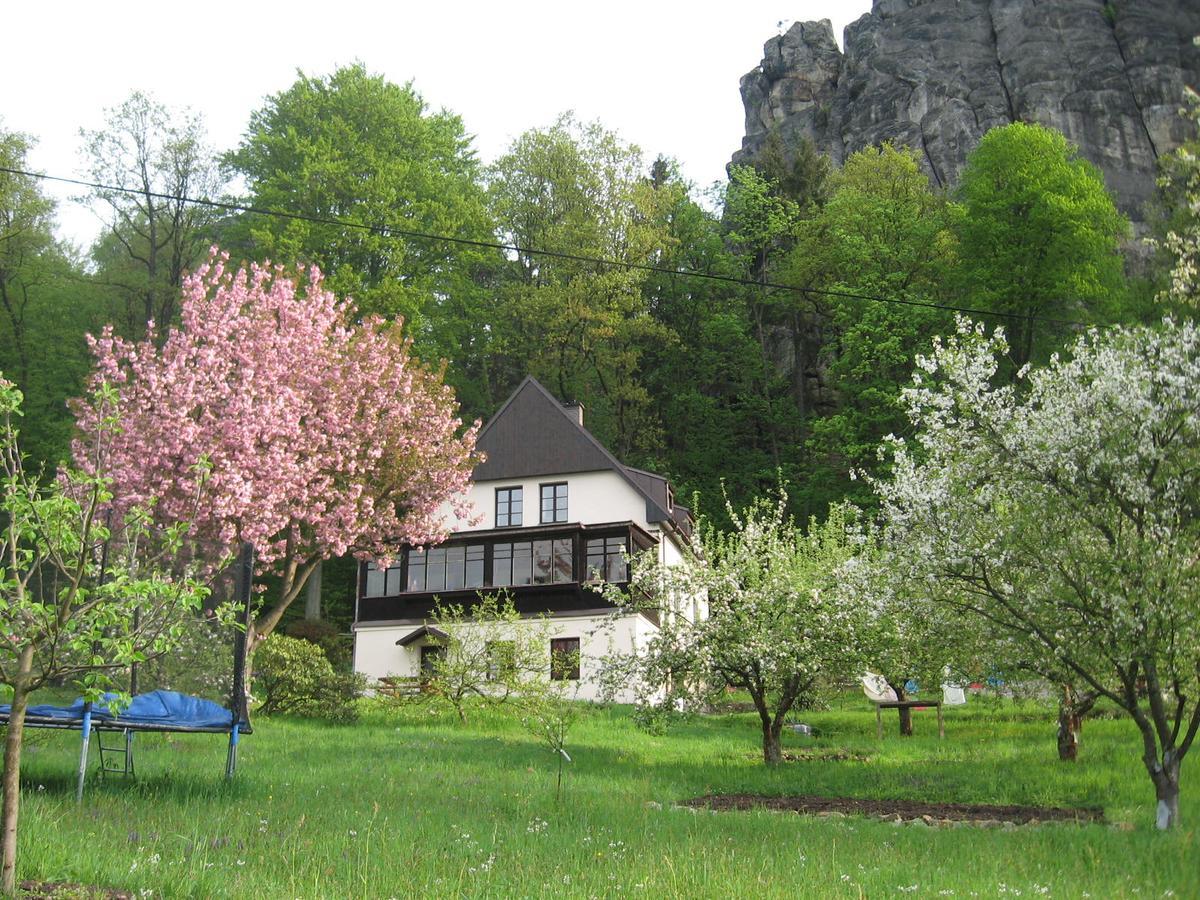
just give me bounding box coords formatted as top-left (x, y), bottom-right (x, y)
top-left (354, 611), bottom-right (656, 703)
top-left (436, 470), bottom-right (652, 534)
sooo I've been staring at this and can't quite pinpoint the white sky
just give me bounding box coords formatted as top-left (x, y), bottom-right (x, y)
top-left (5, 1), bottom-right (871, 250)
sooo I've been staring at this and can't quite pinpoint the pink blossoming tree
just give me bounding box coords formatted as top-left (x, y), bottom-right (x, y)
top-left (73, 248), bottom-right (479, 645)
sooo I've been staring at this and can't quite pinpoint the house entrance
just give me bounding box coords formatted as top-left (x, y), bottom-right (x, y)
top-left (419, 644), bottom-right (445, 685)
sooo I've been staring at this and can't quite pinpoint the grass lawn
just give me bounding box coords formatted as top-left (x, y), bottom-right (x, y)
top-left (9, 693), bottom-right (1197, 898)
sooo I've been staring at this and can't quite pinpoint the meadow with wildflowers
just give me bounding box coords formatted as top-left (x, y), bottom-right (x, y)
top-left (7, 693), bottom-right (1198, 898)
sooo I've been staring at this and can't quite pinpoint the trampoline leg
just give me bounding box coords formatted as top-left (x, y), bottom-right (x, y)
top-left (225, 724), bottom-right (240, 780)
top-left (76, 708), bottom-right (93, 804)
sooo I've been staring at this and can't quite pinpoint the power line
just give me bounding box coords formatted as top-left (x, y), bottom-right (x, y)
top-left (1, 165), bottom-right (1091, 328)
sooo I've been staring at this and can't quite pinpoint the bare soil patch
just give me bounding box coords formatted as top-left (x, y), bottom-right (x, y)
top-left (682, 794), bottom-right (1104, 826)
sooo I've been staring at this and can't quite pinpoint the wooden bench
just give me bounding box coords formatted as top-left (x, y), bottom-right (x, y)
top-left (872, 698), bottom-right (944, 740)
top-left (375, 676), bottom-right (422, 698)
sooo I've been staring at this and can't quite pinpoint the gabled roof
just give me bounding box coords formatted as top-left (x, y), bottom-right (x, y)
top-left (625, 466), bottom-right (694, 539)
top-left (472, 376), bottom-right (685, 532)
top-left (395, 624), bottom-right (449, 647)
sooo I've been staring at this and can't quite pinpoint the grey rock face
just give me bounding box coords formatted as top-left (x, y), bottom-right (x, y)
top-left (733, 0), bottom-right (1200, 220)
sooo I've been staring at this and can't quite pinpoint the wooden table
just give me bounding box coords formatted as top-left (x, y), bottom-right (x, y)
top-left (872, 699), bottom-right (944, 739)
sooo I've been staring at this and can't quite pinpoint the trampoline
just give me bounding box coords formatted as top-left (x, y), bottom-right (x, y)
top-left (0, 543), bottom-right (254, 801)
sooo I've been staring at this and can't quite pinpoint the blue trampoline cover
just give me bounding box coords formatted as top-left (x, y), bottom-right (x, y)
top-left (3, 690), bottom-right (233, 729)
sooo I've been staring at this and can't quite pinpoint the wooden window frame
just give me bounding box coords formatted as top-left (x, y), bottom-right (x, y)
top-left (539, 482), bottom-right (568, 524)
top-left (495, 486), bottom-right (523, 528)
top-left (550, 637), bottom-right (581, 681)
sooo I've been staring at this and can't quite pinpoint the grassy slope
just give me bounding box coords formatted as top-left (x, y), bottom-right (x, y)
top-left (11, 695), bottom-right (1197, 898)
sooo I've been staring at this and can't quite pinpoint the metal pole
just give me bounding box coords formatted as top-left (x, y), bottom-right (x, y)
top-left (225, 724), bottom-right (240, 779)
top-left (229, 542), bottom-right (253, 727)
top-left (124, 730), bottom-right (136, 776)
top-left (75, 703), bottom-right (93, 803)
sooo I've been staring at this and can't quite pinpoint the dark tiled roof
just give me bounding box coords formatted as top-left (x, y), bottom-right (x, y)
top-left (395, 624), bottom-right (449, 647)
top-left (473, 377), bottom-right (683, 531)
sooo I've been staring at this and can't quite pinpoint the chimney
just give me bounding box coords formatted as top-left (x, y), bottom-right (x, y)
top-left (563, 401), bottom-right (584, 427)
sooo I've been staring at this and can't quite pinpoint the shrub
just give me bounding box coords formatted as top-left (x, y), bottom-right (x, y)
top-left (253, 634), bottom-right (365, 723)
top-left (284, 618), bottom-right (352, 670)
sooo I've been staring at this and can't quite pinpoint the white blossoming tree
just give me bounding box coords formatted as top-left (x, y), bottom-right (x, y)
top-left (838, 544), bottom-right (985, 736)
top-left (867, 317), bottom-right (1200, 828)
top-left (1154, 83), bottom-right (1200, 312)
top-left (602, 497), bottom-right (867, 765)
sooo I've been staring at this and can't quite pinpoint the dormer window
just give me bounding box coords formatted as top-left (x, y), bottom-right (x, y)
top-left (496, 486), bottom-right (523, 527)
top-left (540, 482), bottom-right (568, 524)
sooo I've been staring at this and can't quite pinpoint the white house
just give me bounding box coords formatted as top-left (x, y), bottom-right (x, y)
top-left (352, 376), bottom-right (696, 702)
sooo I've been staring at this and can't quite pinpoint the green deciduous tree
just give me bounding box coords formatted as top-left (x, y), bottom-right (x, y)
top-left (0, 379), bottom-right (208, 891)
top-left (0, 129), bottom-right (56, 396)
top-left (80, 91), bottom-right (225, 338)
top-left (0, 128), bottom-right (99, 469)
top-left (638, 166), bottom-right (775, 521)
top-left (224, 63), bottom-right (498, 388)
top-left (955, 122), bottom-right (1128, 370)
top-left (785, 143), bottom-right (959, 506)
top-left (487, 115), bottom-right (674, 460)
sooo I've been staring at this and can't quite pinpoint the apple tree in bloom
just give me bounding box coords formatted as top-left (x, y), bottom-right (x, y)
top-left (867, 317), bottom-right (1200, 828)
top-left (1153, 83), bottom-right (1200, 313)
top-left (837, 542), bottom-right (983, 736)
top-left (72, 249), bottom-right (479, 645)
top-left (602, 497), bottom-right (866, 765)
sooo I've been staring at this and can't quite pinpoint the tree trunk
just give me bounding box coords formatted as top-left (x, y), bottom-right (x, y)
top-left (251, 557), bottom-right (320, 650)
top-left (1152, 753), bottom-right (1182, 830)
top-left (762, 722), bottom-right (783, 765)
top-left (1057, 703), bottom-right (1081, 762)
top-left (2, 647), bottom-right (35, 895)
top-left (889, 681), bottom-right (913, 736)
top-left (1056, 685), bottom-right (1098, 762)
top-left (750, 688), bottom-right (783, 765)
top-left (304, 561), bottom-right (323, 621)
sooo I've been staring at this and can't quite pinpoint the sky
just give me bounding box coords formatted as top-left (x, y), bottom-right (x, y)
top-left (5, 1), bottom-right (871, 250)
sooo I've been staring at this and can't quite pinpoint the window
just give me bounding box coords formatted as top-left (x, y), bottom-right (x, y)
top-left (496, 486), bottom-right (522, 527)
top-left (364, 561), bottom-right (403, 597)
top-left (492, 541), bottom-right (532, 587)
top-left (406, 550), bottom-right (426, 592)
top-left (533, 539), bottom-right (574, 585)
top-left (425, 547), bottom-right (448, 592)
top-left (586, 536), bottom-right (628, 583)
top-left (540, 483), bottom-right (568, 523)
top-left (465, 545), bottom-right (485, 589)
top-left (405, 544), bottom-right (485, 593)
top-left (550, 637), bottom-right (580, 681)
top-left (486, 640), bottom-right (517, 682)
top-left (494, 538), bottom-right (573, 587)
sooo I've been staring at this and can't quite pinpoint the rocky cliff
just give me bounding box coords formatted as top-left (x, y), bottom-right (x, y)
top-left (733, 0), bottom-right (1200, 221)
